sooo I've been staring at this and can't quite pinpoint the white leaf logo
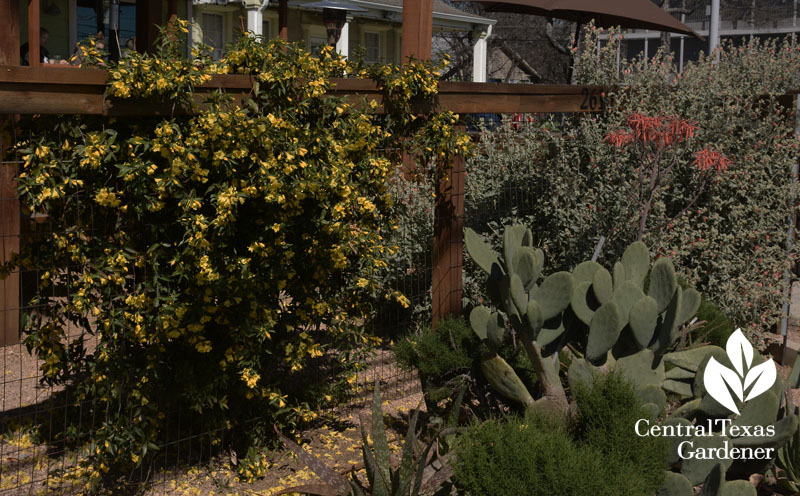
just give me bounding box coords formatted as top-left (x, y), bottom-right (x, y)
top-left (703, 329), bottom-right (777, 415)
top-left (743, 359), bottom-right (777, 402)
top-left (726, 329), bottom-right (752, 378)
top-left (704, 357), bottom-right (743, 414)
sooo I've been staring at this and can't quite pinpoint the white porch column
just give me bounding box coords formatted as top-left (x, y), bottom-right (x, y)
top-left (336, 19), bottom-right (350, 58)
top-left (709, 0), bottom-right (720, 59)
top-left (247, 9), bottom-right (263, 36)
top-left (186, 0), bottom-right (193, 57)
top-left (472, 24), bottom-right (492, 83)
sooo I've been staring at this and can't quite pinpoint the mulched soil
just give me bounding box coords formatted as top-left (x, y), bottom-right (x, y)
top-left (0, 346), bottom-right (424, 496)
top-left (4, 327), bottom-right (800, 495)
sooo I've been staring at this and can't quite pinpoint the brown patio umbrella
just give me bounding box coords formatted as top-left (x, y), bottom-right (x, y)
top-left (457, 0), bottom-right (703, 39)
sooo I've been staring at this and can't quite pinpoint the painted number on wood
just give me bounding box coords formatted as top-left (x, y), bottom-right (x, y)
top-left (580, 88), bottom-right (607, 111)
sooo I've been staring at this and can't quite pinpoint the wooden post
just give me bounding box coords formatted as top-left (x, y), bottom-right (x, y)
top-left (431, 150), bottom-right (465, 328)
top-left (28, 0), bottom-right (40, 66)
top-left (136, 0), bottom-right (161, 54)
top-left (401, 0), bottom-right (433, 61)
top-left (0, 0), bottom-right (20, 66)
top-left (278, 0), bottom-right (288, 41)
top-left (0, 0), bottom-right (21, 346)
top-left (0, 140), bottom-right (20, 347)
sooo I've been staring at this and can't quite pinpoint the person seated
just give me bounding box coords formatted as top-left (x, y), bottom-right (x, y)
top-left (121, 37), bottom-right (136, 58)
top-left (20, 27), bottom-right (50, 65)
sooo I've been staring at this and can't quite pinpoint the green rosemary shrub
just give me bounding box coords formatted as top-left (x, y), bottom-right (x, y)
top-left (453, 373), bottom-right (668, 496)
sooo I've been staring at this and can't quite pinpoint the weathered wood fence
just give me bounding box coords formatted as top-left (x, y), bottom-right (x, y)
top-left (0, 64), bottom-right (609, 344)
top-left (1, 65), bottom-right (798, 347)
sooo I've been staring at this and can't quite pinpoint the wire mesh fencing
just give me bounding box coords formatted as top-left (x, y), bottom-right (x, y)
top-left (0, 114), bottom-right (553, 494)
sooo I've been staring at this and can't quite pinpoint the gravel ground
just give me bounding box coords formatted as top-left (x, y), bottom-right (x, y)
top-left (2, 320), bottom-right (800, 495)
top-left (0, 345), bottom-right (424, 496)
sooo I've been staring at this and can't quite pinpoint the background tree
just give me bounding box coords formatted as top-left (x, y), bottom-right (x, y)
top-left (435, 2), bottom-right (573, 83)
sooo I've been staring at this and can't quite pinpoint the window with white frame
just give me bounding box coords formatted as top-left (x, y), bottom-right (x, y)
top-left (310, 35), bottom-right (327, 55)
top-left (262, 19), bottom-right (271, 39)
top-left (364, 31), bottom-right (380, 63)
top-left (202, 13), bottom-right (225, 60)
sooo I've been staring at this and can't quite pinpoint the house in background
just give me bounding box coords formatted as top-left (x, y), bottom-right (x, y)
top-left (15, 0), bottom-right (493, 80)
top-left (191, 0), bottom-right (495, 81)
top-left (601, 1), bottom-right (800, 72)
top-left (16, 0), bottom-right (187, 62)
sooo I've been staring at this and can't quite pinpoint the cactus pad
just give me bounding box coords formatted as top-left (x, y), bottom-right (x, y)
top-left (622, 241), bottom-right (650, 288)
top-left (613, 281), bottom-right (647, 320)
top-left (512, 246), bottom-right (543, 289)
top-left (465, 228), bottom-right (501, 275)
top-left (586, 301), bottom-right (624, 364)
top-left (592, 268), bottom-right (613, 305)
top-left (678, 287), bottom-right (701, 326)
top-left (630, 296), bottom-right (659, 348)
top-left (572, 260), bottom-right (603, 284)
top-left (616, 349), bottom-right (665, 389)
top-left (719, 481), bottom-right (757, 496)
top-left (469, 306), bottom-right (491, 341)
top-left (664, 346), bottom-right (723, 372)
top-left (657, 471), bottom-right (693, 496)
top-left (480, 354), bottom-right (535, 408)
top-left (681, 436), bottom-right (732, 485)
top-left (525, 299), bottom-right (544, 337)
top-left (509, 274), bottom-right (527, 316)
top-left (571, 281), bottom-right (595, 326)
top-left (532, 271), bottom-right (574, 320)
top-left (648, 258), bottom-right (678, 313)
top-left (486, 312), bottom-right (505, 349)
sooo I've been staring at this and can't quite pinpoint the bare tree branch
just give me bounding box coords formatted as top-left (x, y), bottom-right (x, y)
top-left (497, 40), bottom-right (542, 81)
top-left (545, 18), bottom-right (570, 55)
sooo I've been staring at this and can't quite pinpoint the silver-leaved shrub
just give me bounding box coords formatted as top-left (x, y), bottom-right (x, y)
top-left (464, 27), bottom-right (800, 344)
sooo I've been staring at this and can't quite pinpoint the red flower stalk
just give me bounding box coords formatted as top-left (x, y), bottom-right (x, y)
top-left (606, 113), bottom-right (698, 148)
top-left (604, 131), bottom-right (634, 147)
top-left (603, 112), bottom-right (729, 241)
top-left (693, 149), bottom-right (730, 172)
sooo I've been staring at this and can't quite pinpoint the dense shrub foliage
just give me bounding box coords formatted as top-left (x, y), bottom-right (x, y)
top-left (393, 316), bottom-right (476, 379)
top-left (465, 30), bottom-right (800, 343)
top-left (453, 373), bottom-right (668, 495)
top-left (393, 316), bottom-right (536, 417)
top-left (10, 21), bottom-right (470, 489)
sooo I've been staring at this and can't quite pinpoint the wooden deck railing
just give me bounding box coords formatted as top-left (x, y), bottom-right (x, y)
top-left (0, 65), bottom-right (609, 115)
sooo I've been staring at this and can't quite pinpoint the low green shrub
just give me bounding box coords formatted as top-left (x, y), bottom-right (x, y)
top-left (453, 373), bottom-right (668, 496)
top-left (394, 316), bottom-right (476, 379)
top-left (393, 316), bottom-right (536, 416)
top-left (453, 411), bottom-right (599, 496)
top-left (693, 298), bottom-right (736, 348)
top-left (572, 373), bottom-right (669, 494)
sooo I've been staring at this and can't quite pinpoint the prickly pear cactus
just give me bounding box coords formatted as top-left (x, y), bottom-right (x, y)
top-left (568, 241), bottom-right (701, 365)
top-left (464, 226), bottom-right (701, 412)
top-left (466, 225), bottom-right (572, 409)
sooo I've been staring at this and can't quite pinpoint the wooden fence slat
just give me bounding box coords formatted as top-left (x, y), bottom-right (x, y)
top-left (432, 150), bottom-right (465, 327)
top-left (0, 0), bottom-right (20, 67)
top-left (27, 0), bottom-right (40, 67)
top-left (0, 123), bottom-right (19, 346)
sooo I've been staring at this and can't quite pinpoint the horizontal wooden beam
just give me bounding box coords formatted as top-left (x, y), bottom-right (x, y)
top-left (0, 64), bottom-right (699, 116)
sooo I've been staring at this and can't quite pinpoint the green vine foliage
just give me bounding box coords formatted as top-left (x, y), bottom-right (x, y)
top-left (10, 20), bottom-right (469, 490)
